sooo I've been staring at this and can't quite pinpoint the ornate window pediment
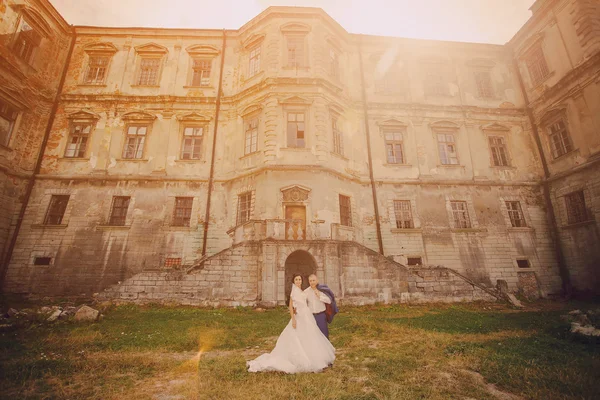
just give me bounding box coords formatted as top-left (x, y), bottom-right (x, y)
top-left (378, 119), bottom-right (407, 128)
top-left (242, 33), bottom-right (266, 50)
top-left (279, 96), bottom-right (313, 105)
top-left (481, 122), bottom-right (509, 132)
top-left (186, 45), bottom-right (220, 57)
top-left (134, 43), bottom-right (168, 55)
top-left (177, 112), bottom-right (211, 122)
top-left (121, 111), bottom-right (156, 121)
top-left (430, 120), bottom-right (460, 131)
top-left (11, 5), bottom-right (53, 37)
top-left (83, 42), bottom-right (118, 55)
top-left (67, 110), bottom-right (100, 121)
top-left (280, 22), bottom-right (311, 34)
top-left (240, 104), bottom-right (263, 117)
top-left (281, 185), bottom-right (311, 202)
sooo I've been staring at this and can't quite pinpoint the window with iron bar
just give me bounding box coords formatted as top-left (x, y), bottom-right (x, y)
top-left (287, 36), bottom-right (305, 67)
top-left (181, 126), bottom-right (203, 160)
top-left (13, 20), bottom-right (41, 64)
top-left (122, 125), bottom-right (147, 159)
top-left (565, 191), bottom-right (588, 225)
top-left (548, 119), bottom-right (573, 159)
top-left (489, 136), bottom-right (509, 167)
top-left (191, 59), bottom-right (211, 86)
top-left (385, 131), bottom-right (404, 164)
top-left (332, 116), bottom-right (343, 156)
top-left (65, 122), bottom-right (93, 158)
top-left (237, 192), bottom-right (252, 225)
top-left (85, 56), bottom-right (110, 84)
top-left (438, 134), bottom-right (459, 165)
top-left (286, 112), bottom-right (305, 148)
top-left (137, 58), bottom-right (161, 86)
top-left (245, 117), bottom-right (258, 155)
top-left (474, 70), bottom-right (494, 98)
top-left (526, 47), bottom-right (550, 86)
top-left (339, 195), bottom-right (352, 227)
top-left (249, 46), bottom-right (261, 77)
top-left (506, 201), bottom-right (526, 227)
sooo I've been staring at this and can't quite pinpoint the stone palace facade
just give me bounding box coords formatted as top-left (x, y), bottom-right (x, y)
top-left (0, 0), bottom-right (598, 305)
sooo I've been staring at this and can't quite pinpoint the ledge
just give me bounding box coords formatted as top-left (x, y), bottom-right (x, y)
top-left (77, 84), bottom-right (107, 87)
top-left (31, 224), bottom-right (68, 229)
top-left (561, 220), bottom-right (596, 230)
top-left (239, 151), bottom-right (261, 160)
top-left (59, 157), bottom-right (90, 162)
top-left (164, 226), bottom-right (197, 231)
top-left (183, 85), bottom-right (214, 89)
top-left (331, 152), bottom-right (348, 161)
top-left (549, 148), bottom-right (579, 164)
top-left (451, 228), bottom-right (487, 233)
top-left (384, 163), bottom-right (413, 168)
top-left (174, 159), bottom-right (205, 163)
top-left (507, 227), bottom-right (535, 233)
top-left (281, 147), bottom-right (311, 152)
top-left (130, 85), bottom-right (162, 88)
top-left (95, 225), bottom-right (131, 231)
top-left (391, 228), bottom-right (423, 234)
top-left (530, 70), bottom-right (556, 91)
top-left (115, 158), bottom-right (150, 162)
top-left (436, 164), bottom-right (464, 168)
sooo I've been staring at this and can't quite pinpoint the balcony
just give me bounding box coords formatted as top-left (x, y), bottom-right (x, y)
top-left (226, 219), bottom-right (357, 245)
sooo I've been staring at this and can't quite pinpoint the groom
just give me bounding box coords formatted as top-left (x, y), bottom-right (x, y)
top-left (305, 274), bottom-right (338, 339)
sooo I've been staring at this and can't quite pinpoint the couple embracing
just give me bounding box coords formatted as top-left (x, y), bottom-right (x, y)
top-left (247, 274), bottom-right (338, 373)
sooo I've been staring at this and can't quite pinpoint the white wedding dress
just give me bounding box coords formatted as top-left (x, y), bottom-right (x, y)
top-left (247, 285), bottom-right (336, 373)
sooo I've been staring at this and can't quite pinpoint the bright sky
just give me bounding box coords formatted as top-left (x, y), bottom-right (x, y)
top-left (50, 0), bottom-right (536, 44)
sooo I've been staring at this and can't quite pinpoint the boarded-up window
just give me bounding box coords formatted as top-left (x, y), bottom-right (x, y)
top-left (548, 119), bottom-right (573, 159)
top-left (44, 195), bottom-right (69, 225)
top-left (122, 125), bottom-right (147, 159)
top-left (489, 136), bottom-right (509, 166)
top-left (339, 195), bottom-right (352, 227)
top-left (173, 197), bottom-right (193, 227)
top-left (526, 47), bottom-right (550, 86)
top-left (249, 46), bottom-right (261, 77)
top-left (191, 59), bottom-right (211, 86)
top-left (85, 56), bottom-right (110, 84)
top-left (565, 191), bottom-right (588, 225)
top-left (237, 192), bottom-right (252, 225)
top-left (65, 122), bottom-right (93, 158)
top-left (245, 117), bottom-right (258, 155)
top-left (181, 126), bottom-right (203, 160)
top-left (287, 36), bottom-right (305, 67)
top-left (451, 201), bottom-right (471, 229)
top-left (137, 58), bottom-right (161, 86)
top-left (287, 112), bottom-right (305, 148)
top-left (438, 134), bottom-right (459, 165)
top-left (506, 201), bottom-right (526, 227)
top-left (109, 196), bottom-right (130, 226)
top-left (0, 100), bottom-right (18, 147)
top-left (332, 116), bottom-right (343, 156)
top-left (474, 70), bottom-right (494, 98)
top-left (394, 200), bottom-right (414, 229)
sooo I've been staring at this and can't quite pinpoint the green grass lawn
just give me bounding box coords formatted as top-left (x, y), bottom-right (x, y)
top-left (0, 300), bottom-right (598, 399)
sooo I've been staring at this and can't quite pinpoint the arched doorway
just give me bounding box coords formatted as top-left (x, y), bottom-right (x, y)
top-left (284, 250), bottom-right (316, 301)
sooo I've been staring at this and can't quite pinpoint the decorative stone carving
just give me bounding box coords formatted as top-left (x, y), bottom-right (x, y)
top-left (281, 186), bottom-right (310, 202)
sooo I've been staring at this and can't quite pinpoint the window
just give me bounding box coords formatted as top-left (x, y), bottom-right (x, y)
top-left (394, 200), bottom-right (414, 229)
top-left (385, 131), bottom-right (404, 164)
top-left (244, 117), bottom-right (258, 155)
top-left (34, 257), bottom-right (52, 266)
top-left (451, 201), bottom-right (471, 229)
top-left (286, 112), bottom-right (305, 148)
top-left (548, 119), bottom-right (573, 159)
top-left (13, 20), bottom-right (41, 64)
top-left (173, 197), bottom-right (193, 227)
top-left (165, 258), bottom-right (182, 268)
top-left (489, 136), bottom-right (509, 167)
top-left (565, 191), bottom-right (588, 225)
top-left (407, 257), bottom-right (422, 266)
top-left (526, 47), bottom-right (550, 86)
top-left (122, 125), bottom-right (147, 159)
top-left (339, 195), bottom-right (352, 227)
top-left (237, 192), bottom-right (252, 225)
top-left (424, 65), bottom-right (446, 96)
top-left (438, 134), bottom-right (459, 165)
top-left (0, 100), bottom-right (19, 147)
top-left (137, 58), bottom-right (161, 86)
top-left (191, 59), bottom-right (211, 86)
top-left (506, 201), bottom-right (526, 227)
top-left (516, 259), bottom-right (530, 269)
top-left (44, 195), bottom-right (69, 225)
top-left (109, 196), bottom-right (130, 226)
top-left (332, 116), bottom-right (343, 156)
top-left (181, 126), bottom-right (203, 160)
top-left (249, 46), bottom-right (261, 77)
top-left (329, 49), bottom-right (339, 78)
top-left (64, 122), bottom-right (93, 158)
top-left (84, 56), bottom-right (110, 84)
top-left (287, 36), bottom-right (305, 67)
top-left (474, 71), bottom-right (494, 98)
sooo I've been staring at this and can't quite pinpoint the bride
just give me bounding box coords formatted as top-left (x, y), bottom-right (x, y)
top-left (247, 274), bottom-right (336, 373)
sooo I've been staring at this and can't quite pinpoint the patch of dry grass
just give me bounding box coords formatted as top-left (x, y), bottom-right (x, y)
top-left (1, 300), bottom-right (598, 399)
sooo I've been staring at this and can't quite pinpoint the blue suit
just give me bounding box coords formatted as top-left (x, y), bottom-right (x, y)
top-left (317, 284), bottom-right (339, 324)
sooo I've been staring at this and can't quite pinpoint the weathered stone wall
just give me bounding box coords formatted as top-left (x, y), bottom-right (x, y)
top-left (406, 267), bottom-right (498, 303)
top-left (0, 0), bottom-right (71, 269)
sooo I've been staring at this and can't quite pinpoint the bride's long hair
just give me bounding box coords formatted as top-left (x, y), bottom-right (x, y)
top-left (287, 274), bottom-right (303, 304)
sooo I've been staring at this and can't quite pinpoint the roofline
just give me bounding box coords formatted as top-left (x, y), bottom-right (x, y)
top-left (507, 0), bottom-right (559, 47)
top-left (38, 0), bottom-right (72, 34)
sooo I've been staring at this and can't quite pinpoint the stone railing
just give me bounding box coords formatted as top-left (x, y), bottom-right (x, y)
top-left (227, 219), bottom-right (333, 245)
top-left (331, 223), bottom-right (356, 241)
